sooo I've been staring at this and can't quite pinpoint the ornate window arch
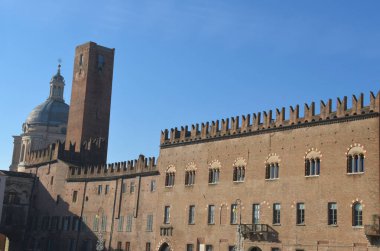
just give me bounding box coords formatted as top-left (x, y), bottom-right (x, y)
top-left (265, 154), bottom-right (280, 180)
top-left (304, 148), bottom-right (322, 176)
top-left (208, 160), bottom-right (221, 184)
top-left (233, 157), bottom-right (247, 182)
top-left (165, 165), bottom-right (176, 187)
top-left (185, 162), bottom-right (196, 186)
top-left (346, 144), bottom-right (365, 174)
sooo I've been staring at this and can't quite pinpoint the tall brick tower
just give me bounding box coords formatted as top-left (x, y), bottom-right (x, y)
top-left (65, 42), bottom-right (115, 164)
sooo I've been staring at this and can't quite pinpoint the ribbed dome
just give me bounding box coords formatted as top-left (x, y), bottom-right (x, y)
top-left (26, 99), bottom-right (69, 125)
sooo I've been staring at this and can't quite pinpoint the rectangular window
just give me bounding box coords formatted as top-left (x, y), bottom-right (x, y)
top-left (126, 214), bottom-right (133, 232)
top-left (105, 185), bottom-right (110, 195)
top-left (271, 248), bottom-right (280, 251)
top-left (206, 245), bottom-right (213, 251)
top-left (208, 205), bottom-right (215, 224)
top-left (188, 205), bottom-right (195, 224)
top-left (187, 244), bottom-right (194, 251)
top-left (63, 216), bottom-right (71, 231)
top-left (97, 185), bottom-right (102, 195)
top-left (328, 202), bottom-right (337, 225)
top-left (118, 216), bottom-right (124, 232)
top-left (125, 242), bottom-right (130, 251)
top-left (164, 206), bottom-right (170, 224)
top-left (147, 214), bottom-right (153, 232)
top-left (121, 182), bottom-right (126, 193)
top-left (297, 203), bottom-right (305, 225)
top-left (150, 180), bottom-right (156, 192)
top-left (253, 204), bottom-right (260, 224)
top-left (72, 191), bottom-right (78, 203)
top-left (72, 216), bottom-right (79, 231)
top-left (117, 242), bottom-right (122, 251)
top-left (101, 215), bottom-right (107, 232)
top-left (93, 216), bottom-right (99, 232)
top-left (130, 181), bottom-right (135, 193)
top-left (228, 246), bottom-right (236, 251)
top-left (231, 204), bottom-right (238, 224)
top-left (146, 242), bottom-right (151, 251)
top-left (273, 203), bottom-right (281, 224)
top-left (81, 216), bottom-right (87, 232)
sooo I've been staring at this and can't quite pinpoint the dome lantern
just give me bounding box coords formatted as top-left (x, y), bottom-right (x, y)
top-left (49, 64), bottom-right (65, 101)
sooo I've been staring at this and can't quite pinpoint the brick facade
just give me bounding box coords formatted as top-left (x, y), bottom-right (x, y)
top-left (9, 42), bottom-right (380, 251)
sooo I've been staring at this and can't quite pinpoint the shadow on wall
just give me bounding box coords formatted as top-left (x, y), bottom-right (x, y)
top-left (0, 171), bottom-right (98, 251)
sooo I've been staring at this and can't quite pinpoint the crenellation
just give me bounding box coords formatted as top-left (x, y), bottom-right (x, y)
top-left (241, 114), bottom-right (251, 132)
top-left (252, 112), bottom-right (261, 130)
top-left (336, 96), bottom-right (348, 117)
top-left (210, 120), bottom-right (219, 137)
top-left (160, 91), bottom-right (379, 146)
top-left (230, 116), bottom-right (239, 134)
top-left (304, 102), bottom-right (315, 122)
top-left (221, 118), bottom-right (229, 136)
top-left (275, 108), bottom-right (285, 127)
top-left (179, 126), bottom-right (188, 141)
top-left (320, 99), bottom-right (332, 119)
top-left (370, 91), bottom-right (380, 112)
top-left (201, 122), bottom-right (209, 138)
top-left (289, 105), bottom-right (299, 124)
top-left (67, 154), bottom-right (157, 180)
top-left (263, 110), bottom-right (272, 128)
top-left (351, 93), bottom-right (364, 115)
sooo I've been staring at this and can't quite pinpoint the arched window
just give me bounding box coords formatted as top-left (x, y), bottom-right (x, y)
top-left (165, 165), bottom-right (176, 187)
top-left (305, 149), bottom-right (321, 176)
top-left (265, 154), bottom-right (280, 180)
top-left (233, 158), bottom-right (246, 182)
top-left (352, 202), bottom-right (363, 226)
top-left (347, 145), bottom-right (365, 174)
top-left (185, 162), bottom-right (196, 186)
top-left (208, 160), bottom-right (221, 184)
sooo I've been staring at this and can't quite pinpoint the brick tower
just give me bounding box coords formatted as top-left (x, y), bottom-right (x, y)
top-left (65, 42), bottom-right (115, 164)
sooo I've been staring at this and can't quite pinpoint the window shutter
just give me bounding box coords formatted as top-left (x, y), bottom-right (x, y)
top-left (265, 165), bottom-right (270, 179)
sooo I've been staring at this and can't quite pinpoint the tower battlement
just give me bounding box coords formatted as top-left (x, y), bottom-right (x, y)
top-left (24, 138), bottom-right (108, 167)
top-left (160, 91), bottom-right (380, 147)
top-left (25, 141), bottom-right (64, 166)
top-left (67, 154), bottom-right (157, 181)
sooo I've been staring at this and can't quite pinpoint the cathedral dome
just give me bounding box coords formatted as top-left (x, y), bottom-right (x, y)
top-left (25, 64), bottom-right (69, 126)
top-left (26, 99), bottom-right (69, 126)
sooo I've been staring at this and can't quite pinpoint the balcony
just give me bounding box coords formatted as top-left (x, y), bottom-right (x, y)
top-left (240, 224), bottom-right (279, 242)
top-left (160, 225), bottom-right (173, 236)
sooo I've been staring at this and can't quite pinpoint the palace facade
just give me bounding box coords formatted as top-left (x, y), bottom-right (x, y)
top-left (3, 42), bottom-right (380, 251)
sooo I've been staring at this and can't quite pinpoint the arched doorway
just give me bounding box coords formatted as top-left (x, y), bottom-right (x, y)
top-left (158, 242), bottom-right (171, 251)
top-left (248, 247), bottom-right (262, 251)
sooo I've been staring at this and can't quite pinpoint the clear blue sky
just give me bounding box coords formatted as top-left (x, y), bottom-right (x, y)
top-left (0, 0), bottom-right (379, 168)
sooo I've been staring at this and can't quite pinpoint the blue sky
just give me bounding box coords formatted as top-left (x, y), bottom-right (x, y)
top-left (0, 0), bottom-right (379, 168)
